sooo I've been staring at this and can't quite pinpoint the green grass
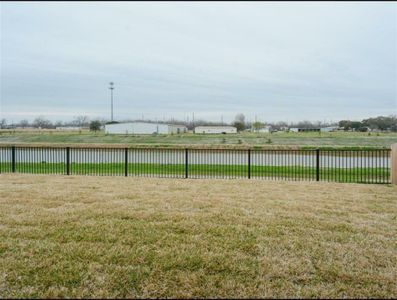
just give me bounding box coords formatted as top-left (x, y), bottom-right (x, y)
top-left (0, 162), bottom-right (390, 183)
top-left (1, 131), bottom-right (397, 148)
top-left (1, 175), bottom-right (396, 298)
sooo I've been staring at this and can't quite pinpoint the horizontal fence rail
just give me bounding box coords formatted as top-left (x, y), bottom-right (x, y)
top-left (0, 146), bottom-right (391, 184)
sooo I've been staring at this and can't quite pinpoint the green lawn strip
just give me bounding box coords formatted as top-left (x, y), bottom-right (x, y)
top-left (0, 162), bottom-right (390, 183)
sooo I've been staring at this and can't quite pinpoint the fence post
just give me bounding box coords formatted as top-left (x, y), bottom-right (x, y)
top-left (248, 149), bottom-right (251, 179)
top-left (316, 149), bottom-right (320, 181)
top-left (11, 145), bottom-right (16, 173)
top-left (185, 148), bottom-right (188, 178)
top-left (66, 147), bottom-right (70, 175)
top-left (124, 148), bottom-right (128, 177)
top-left (391, 143), bottom-right (397, 185)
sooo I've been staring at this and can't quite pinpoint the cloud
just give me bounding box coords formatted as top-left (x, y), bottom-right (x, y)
top-left (1, 2), bottom-right (396, 123)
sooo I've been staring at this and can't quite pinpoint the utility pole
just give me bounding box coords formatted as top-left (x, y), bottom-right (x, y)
top-left (109, 82), bottom-right (114, 122)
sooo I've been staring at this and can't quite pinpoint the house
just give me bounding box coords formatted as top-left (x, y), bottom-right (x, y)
top-left (105, 122), bottom-right (187, 134)
top-left (194, 126), bottom-right (237, 134)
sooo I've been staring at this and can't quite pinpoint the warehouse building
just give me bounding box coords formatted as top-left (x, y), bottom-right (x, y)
top-left (194, 126), bottom-right (237, 134)
top-left (105, 122), bottom-right (187, 135)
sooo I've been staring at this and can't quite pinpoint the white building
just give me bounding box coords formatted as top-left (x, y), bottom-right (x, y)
top-left (252, 126), bottom-right (271, 133)
top-left (194, 126), bottom-right (237, 134)
top-left (320, 126), bottom-right (339, 132)
top-left (56, 126), bottom-right (83, 131)
top-left (105, 122), bottom-right (187, 135)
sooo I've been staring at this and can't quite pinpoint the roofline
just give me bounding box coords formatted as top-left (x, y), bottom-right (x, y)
top-left (105, 121), bottom-right (187, 127)
top-left (194, 126), bottom-right (237, 128)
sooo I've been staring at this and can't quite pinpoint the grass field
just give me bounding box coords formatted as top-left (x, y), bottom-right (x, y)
top-left (0, 162), bottom-right (390, 183)
top-left (1, 130), bottom-right (397, 149)
top-left (0, 174), bottom-right (396, 298)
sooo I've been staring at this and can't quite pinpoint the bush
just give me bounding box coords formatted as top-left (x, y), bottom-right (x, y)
top-left (90, 120), bottom-right (102, 132)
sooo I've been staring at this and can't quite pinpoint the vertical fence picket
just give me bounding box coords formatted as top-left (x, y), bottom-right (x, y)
top-left (0, 146), bottom-right (391, 184)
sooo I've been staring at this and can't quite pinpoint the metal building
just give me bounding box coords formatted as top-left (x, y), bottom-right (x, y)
top-left (194, 126), bottom-right (237, 134)
top-left (105, 122), bottom-right (187, 134)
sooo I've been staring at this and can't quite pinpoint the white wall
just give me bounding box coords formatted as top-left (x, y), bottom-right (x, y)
top-left (105, 122), bottom-right (188, 134)
top-left (258, 127), bottom-right (270, 133)
top-left (194, 126), bottom-right (237, 134)
top-left (168, 125), bottom-right (187, 134)
top-left (105, 122), bottom-right (169, 134)
top-left (320, 127), bottom-right (338, 132)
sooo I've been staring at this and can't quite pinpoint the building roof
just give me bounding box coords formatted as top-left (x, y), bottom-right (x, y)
top-left (105, 121), bottom-right (186, 127)
top-left (194, 126), bottom-right (236, 129)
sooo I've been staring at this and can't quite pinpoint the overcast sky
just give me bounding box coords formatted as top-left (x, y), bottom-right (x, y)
top-left (1, 2), bottom-right (396, 123)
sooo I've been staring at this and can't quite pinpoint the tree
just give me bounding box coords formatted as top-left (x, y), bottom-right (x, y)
top-left (295, 120), bottom-right (317, 129)
top-left (350, 121), bottom-right (363, 131)
top-left (339, 120), bottom-right (352, 131)
top-left (0, 118), bottom-right (7, 129)
top-left (18, 119), bottom-right (29, 128)
top-left (33, 117), bottom-right (53, 129)
top-left (72, 115), bottom-right (90, 127)
top-left (252, 121), bottom-right (265, 132)
top-left (233, 113), bottom-right (246, 132)
top-left (362, 115), bottom-right (397, 131)
top-left (90, 120), bottom-right (102, 132)
top-left (105, 121), bottom-right (119, 125)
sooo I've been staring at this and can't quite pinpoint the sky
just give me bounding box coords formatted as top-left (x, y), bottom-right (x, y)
top-left (0, 1), bottom-right (396, 124)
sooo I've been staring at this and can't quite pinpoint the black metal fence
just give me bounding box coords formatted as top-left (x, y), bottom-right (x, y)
top-left (0, 146), bottom-right (391, 183)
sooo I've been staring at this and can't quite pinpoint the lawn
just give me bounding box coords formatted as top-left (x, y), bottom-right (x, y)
top-left (0, 162), bottom-right (390, 183)
top-left (1, 130), bottom-right (397, 148)
top-left (0, 174), bottom-right (396, 298)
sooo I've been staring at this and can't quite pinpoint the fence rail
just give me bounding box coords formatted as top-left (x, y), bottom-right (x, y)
top-left (0, 146), bottom-right (391, 183)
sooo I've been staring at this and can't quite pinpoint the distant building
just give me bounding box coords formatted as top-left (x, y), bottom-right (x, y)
top-left (251, 126), bottom-right (271, 133)
top-left (289, 128), bottom-right (321, 132)
top-left (320, 126), bottom-right (339, 132)
top-left (105, 122), bottom-right (187, 135)
top-left (56, 127), bottom-right (82, 131)
top-left (194, 126), bottom-right (237, 134)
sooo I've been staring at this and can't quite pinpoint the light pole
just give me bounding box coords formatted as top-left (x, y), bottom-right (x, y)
top-left (109, 82), bottom-right (114, 122)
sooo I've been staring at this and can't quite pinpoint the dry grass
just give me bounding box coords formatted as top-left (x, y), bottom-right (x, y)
top-left (0, 174), bottom-right (396, 298)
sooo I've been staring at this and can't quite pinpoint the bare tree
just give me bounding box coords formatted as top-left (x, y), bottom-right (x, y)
top-left (18, 119), bottom-right (30, 128)
top-left (72, 115), bottom-right (90, 127)
top-left (0, 118), bottom-right (6, 129)
top-left (33, 117), bottom-right (53, 129)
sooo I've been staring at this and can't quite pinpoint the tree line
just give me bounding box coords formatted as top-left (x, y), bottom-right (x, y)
top-left (0, 114), bottom-right (396, 132)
